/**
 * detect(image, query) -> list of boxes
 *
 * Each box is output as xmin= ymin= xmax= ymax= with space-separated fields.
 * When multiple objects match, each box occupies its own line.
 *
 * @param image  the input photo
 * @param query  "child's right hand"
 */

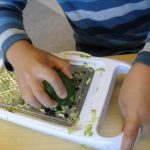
xmin=6 ymin=40 xmax=73 ymax=108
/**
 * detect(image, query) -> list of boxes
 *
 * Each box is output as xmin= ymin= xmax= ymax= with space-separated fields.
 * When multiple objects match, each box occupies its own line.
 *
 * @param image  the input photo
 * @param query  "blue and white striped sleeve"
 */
xmin=134 ymin=32 xmax=150 ymax=66
xmin=0 ymin=0 xmax=31 ymax=71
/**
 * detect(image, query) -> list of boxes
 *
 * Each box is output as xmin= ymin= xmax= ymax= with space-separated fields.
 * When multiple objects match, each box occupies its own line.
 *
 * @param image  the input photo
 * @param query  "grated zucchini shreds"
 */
xmin=84 ymin=109 xmax=96 ymax=137
xmin=80 ymin=54 xmax=91 ymax=59
xmin=91 ymin=109 xmax=96 ymax=123
xmin=64 ymin=53 xmax=68 ymax=59
xmin=95 ymin=68 xmax=105 ymax=72
xmin=81 ymin=144 xmax=89 ymax=148
xmin=85 ymin=77 xmax=91 ymax=85
xmin=82 ymin=63 xmax=90 ymax=68
xmin=67 ymin=114 xmax=80 ymax=135
xmin=6 ymin=106 xmax=16 ymax=112
xmin=39 ymin=108 xmax=46 ymax=113
xmin=84 ymin=122 xmax=93 ymax=136
xmin=68 ymin=128 xmax=75 ymax=135
xmin=69 ymin=113 xmax=80 ymax=123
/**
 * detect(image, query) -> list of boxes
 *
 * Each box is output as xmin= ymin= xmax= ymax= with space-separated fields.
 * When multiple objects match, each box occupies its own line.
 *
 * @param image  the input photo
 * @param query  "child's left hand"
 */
xmin=119 ymin=63 xmax=150 ymax=150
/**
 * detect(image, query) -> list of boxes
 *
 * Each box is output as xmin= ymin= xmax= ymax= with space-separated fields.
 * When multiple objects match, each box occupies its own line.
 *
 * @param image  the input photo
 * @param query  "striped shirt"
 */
xmin=0 ymin=0 xmax=150 ymax=70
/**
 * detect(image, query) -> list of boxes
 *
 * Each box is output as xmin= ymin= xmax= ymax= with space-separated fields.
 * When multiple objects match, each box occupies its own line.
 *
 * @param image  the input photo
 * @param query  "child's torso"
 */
xmin=57 ymin=0 xmax=150 ymax=50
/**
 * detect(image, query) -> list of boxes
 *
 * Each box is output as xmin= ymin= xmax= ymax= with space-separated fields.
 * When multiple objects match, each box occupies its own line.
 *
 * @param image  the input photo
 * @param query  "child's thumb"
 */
xmin=121 ymin=118 xmax=140 ymax=150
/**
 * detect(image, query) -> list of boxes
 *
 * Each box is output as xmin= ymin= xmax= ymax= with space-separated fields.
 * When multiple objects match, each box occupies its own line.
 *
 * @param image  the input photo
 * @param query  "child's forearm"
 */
xmin=0 ymin=0 xmax=30 ymax=70
xmin=6 ymin=40 xmax=34 ymax=68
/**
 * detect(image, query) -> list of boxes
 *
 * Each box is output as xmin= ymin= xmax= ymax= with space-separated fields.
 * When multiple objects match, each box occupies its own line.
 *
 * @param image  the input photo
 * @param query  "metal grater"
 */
xmin=0 ymin=65 xmax=94 ymax=126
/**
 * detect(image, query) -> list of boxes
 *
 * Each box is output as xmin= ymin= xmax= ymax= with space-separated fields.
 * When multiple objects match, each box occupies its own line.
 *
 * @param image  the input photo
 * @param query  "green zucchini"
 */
xmin=43 ymin=69 xmax=76 ymax=106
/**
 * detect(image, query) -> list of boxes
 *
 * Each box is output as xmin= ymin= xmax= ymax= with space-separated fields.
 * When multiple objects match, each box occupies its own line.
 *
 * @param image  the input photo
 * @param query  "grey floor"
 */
xmin=23 ymin=0 xmax=75 ymax=53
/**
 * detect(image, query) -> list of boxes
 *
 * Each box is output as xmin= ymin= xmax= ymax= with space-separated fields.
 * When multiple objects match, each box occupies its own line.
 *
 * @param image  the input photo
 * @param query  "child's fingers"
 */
xmin=121 ymin=118 xmax=140 ymax=150
xmin=22 ymin=95 xmax=42 ymax=109
xmin=29 ymin=79 xmax=57 ymax=108
xmin=60 ymin=66 xmax=73 ymax=79
xmin=38 ymin=67 xmax=67 ymax=99
xmin=51 ymin=56 xmax=73 ymax=79
xmin=21 ymin=85 xmax=42 ymax=109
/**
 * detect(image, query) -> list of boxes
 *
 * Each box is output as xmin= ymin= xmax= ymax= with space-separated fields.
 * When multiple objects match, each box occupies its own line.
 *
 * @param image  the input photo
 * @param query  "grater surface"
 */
xmin=0 ymin=65 xmax=94 ymax=126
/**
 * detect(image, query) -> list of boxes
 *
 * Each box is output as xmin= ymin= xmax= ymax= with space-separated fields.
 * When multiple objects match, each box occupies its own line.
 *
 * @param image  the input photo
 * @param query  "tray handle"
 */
xmin=90 ymin=60 xmax=141 ymax=150
xmin=58 ymin=52 xmax=140 ymax=150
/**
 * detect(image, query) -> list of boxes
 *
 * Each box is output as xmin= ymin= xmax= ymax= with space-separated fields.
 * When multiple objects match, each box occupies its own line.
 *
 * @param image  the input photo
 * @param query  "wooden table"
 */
xmin=0 ymin=54 xmax=149 ymax=150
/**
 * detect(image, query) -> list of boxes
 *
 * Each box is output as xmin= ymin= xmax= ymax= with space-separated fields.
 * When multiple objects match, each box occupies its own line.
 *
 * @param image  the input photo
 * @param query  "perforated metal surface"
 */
xmin=0 ymin=66 xmax=94 ymax=126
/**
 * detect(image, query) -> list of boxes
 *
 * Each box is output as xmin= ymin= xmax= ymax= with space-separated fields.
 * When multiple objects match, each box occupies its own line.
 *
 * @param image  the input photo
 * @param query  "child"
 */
xmin=0 ymin=1 xmax=150 ymax=150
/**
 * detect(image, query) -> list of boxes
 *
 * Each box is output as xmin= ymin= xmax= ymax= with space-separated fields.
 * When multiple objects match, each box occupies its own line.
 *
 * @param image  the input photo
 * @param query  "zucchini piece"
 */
xmin=43 ymin=69 xmax=76 ymax=106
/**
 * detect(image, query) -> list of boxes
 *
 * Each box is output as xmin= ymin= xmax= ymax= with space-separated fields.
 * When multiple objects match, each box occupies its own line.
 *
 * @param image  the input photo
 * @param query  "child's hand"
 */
xmin=6 ymin=40 xmax=72 ymax=108
xmin=119 ymin=63 xmax=150 ymax=150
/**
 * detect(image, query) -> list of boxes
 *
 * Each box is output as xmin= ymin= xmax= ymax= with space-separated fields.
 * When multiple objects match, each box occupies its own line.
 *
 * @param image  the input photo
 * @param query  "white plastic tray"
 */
xmin=0 ymin=51 xmax=138 ymax=150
